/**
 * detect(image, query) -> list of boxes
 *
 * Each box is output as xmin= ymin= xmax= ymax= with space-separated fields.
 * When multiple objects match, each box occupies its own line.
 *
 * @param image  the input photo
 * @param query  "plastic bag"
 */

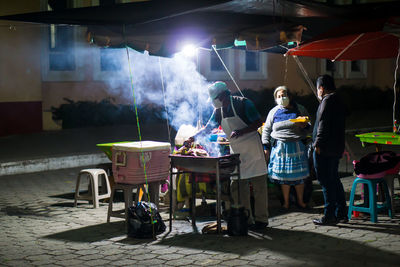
xmin=127 ymin=202 xmax=166 ymax=238
xmin=354 ymin=151 xmax=399 ymax=175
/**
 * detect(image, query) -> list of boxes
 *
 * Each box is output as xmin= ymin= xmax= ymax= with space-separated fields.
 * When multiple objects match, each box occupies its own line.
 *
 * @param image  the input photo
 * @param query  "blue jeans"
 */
xmin=313 ymin=151 xmax=347 ymax=219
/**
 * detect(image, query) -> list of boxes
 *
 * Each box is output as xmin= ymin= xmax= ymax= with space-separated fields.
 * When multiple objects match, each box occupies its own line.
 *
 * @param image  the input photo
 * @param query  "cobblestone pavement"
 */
xmin=1 ymin=167 xmax=400 ymax=267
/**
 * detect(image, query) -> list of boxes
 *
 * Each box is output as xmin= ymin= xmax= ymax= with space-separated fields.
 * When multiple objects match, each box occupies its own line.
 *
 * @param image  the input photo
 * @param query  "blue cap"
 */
xmin=208 ymin=81 xmax=229 ymax=99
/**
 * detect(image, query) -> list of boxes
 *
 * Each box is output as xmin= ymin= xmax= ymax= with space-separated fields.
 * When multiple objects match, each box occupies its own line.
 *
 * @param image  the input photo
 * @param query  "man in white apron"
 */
xmin=191 ymin=82 xmax=269 ymax=230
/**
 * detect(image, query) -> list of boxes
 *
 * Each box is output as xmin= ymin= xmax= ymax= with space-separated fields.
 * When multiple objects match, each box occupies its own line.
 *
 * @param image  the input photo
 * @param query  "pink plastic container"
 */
xmin=112 ymin=141 xmax=171 ymax=184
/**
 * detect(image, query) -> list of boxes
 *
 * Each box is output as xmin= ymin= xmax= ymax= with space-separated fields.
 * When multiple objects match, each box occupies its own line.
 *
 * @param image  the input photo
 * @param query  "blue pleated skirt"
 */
xmin=268 ymin=140 xmax=309 ymax=185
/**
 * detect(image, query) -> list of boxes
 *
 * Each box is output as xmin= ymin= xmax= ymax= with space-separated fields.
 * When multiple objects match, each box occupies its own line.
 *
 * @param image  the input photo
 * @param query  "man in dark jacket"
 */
xmin=312 ymin=74 xmax=348 ymax=226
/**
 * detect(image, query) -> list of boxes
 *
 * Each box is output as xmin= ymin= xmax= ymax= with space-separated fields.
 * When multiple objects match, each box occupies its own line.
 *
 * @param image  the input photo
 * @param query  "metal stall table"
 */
xmin=169 ymin=154 xmax=241 ymax=234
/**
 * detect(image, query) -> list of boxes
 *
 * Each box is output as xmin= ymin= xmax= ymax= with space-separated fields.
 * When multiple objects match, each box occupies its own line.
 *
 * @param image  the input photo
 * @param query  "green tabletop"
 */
xmin=96 ymin=141 xmax=132 ymax=160
xmin=355 ymin=132 xmax=400 ymax=146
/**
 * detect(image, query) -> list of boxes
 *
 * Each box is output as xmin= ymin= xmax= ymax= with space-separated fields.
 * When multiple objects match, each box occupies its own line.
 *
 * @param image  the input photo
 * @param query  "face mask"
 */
xmin=276 ymin=96 xmax=289 ymax=107
xmin=212 ymin=98 xmax=223 ymax=108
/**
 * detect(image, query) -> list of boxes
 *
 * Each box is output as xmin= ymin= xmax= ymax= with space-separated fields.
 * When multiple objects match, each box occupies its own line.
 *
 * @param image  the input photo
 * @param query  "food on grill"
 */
xmin=174 ymin=125 xmax=228 ymax=157
xmin=174 ymin=144 xmax=209 ymax=157
xmin=175 ymin=145 xmax=190 ymax=155
xmin=189 ymin=148 xmax=209 ymax=157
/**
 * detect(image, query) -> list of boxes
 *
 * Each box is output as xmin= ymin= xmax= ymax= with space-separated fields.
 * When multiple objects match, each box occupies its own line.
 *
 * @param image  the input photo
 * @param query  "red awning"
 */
xmin=286 ymin=17 xmax=400 ymax=61
xmin=286 ymin=31 xmax=399 ymax=61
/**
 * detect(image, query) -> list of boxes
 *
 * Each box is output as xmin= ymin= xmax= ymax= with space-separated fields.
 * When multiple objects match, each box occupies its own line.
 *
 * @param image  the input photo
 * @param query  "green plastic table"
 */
xmin=355 ymin=132 xmax=400 ymax=148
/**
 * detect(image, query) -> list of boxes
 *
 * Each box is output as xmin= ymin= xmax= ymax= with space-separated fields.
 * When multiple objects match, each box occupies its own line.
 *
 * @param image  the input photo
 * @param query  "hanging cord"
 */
xmin=125 ymin=45 xmax=156 ymax=237
xmin=158 ymin=57 xmax=172 ymax=144
xmin=212 ymin=45 xmax=244 ymax=97
xmin=196 ymin=49 xmax=203 ymax=125
xmin=292 ymin=55 xmax=319 ymax=102
xmin=393 ymin=38 xmax=400 ymax=132
xmin=284 ymin=54 xmax=289 ymax=84
xmin=277 ymin=45 xmax=290 ymax=84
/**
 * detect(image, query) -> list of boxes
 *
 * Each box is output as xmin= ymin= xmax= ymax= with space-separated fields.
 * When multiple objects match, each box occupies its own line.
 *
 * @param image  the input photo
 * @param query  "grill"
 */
xmin=168 ymin=154 xmax=241 ymax=234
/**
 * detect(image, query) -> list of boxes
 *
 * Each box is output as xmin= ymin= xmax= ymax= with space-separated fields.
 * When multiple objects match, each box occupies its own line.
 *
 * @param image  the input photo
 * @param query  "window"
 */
xmin=93 ymin=48 xmax=126 ymax=81
xmin=346 ymin=60 xmax=367 ymax=79
xmin=320 ymin=59 xmax=344 ymax=78
xmin=48 ymin=1 xmax=74 ymax=71
xmin=210 ymin=49 xmax=229 ymax=71
xmin=49 ymin=25 xmax=75 ymax=71
xmin=201 ymin=49 xmax=234 ymax=80
xmin=245 ymin=51 xmax=259 ymax=71
xmin=238 ymin=50 xmax=267 ymax=80
xmin=41 ymin=0 xmax=84 ymax=81
xmin=100 ymin=48 xmax=122 ymax=71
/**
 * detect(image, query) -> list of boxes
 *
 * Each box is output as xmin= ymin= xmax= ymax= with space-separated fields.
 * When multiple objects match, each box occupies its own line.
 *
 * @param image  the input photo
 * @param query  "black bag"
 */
xmin=127 ymin=202 xmax=166 ymax=238
xmin=354 ymin=151 xmax=399 ymax=175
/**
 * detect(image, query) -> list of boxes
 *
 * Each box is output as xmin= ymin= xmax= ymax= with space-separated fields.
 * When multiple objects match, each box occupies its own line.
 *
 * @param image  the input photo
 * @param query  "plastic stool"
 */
xmin=74 ymin=169 xmax=111 ymax=208
xmin=348 ymin=176 xmax=393 ymax=223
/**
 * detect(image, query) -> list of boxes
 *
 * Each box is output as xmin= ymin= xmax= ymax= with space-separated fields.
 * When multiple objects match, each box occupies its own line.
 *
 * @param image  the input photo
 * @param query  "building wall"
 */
xmin=369 ymin=58 xmax=396 ymax=89
xmin=0 ymin=1 xmax=43 ymax=136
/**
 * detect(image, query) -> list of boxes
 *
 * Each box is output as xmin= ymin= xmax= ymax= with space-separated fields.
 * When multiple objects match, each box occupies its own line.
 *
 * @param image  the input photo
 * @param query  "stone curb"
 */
xmin=0 ymin=153 xmax=110 ymax=176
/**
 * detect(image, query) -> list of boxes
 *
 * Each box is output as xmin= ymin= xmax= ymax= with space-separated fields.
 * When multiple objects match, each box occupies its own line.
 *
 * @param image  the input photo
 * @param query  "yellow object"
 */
xmin=257 ymin=122 xmax=265 ymax=135
xmin=176 ymin=173 xmax=207 ymax=202
xmin=138 ymin=186 xmax=144 ymax=202
xmin=289 ymin=116 xmax=310 ymax=123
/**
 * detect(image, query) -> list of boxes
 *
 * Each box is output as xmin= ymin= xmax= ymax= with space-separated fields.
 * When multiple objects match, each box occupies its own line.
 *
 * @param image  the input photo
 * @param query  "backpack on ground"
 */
xmin=127 ymin=201 xmax=166 ymax=238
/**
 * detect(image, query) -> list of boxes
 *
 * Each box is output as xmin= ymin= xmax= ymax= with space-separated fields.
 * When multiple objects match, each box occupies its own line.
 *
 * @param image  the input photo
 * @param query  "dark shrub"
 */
xmin=52 ymin=85 xmax=394 ymax=129
xmin=51 ymin=98 xmax=165 ymax=129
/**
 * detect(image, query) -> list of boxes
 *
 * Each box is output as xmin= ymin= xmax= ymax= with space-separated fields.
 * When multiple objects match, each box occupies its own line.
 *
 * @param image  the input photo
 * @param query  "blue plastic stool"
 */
xmin=348 ymin=177 xmax=393 ymax=223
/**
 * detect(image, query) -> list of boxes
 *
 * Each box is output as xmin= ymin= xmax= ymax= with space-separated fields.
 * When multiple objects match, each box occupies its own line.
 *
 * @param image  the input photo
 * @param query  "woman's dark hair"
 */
xmin=316 ymin=74 xmax=336 ymax=91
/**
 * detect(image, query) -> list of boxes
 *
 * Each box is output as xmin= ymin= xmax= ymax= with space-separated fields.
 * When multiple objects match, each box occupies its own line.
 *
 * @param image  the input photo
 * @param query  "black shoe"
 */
xmin=313 ymin=216 xmax=338 ymax=226
xmin=337 ymin=216 xmax=349 ymax=223
xmin=248 ymin=221 xmax=269 ymax=230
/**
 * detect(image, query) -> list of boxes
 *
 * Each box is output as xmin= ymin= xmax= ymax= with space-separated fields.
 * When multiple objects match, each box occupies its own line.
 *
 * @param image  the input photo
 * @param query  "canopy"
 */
xmin=286 ymin=17 xmax=400 ymax=61
xmin=2 ymin=0 xmax=400 ymax=57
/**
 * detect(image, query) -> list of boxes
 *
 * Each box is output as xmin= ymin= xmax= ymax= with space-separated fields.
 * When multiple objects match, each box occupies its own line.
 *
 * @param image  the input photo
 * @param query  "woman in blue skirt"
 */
xmin=262 ymin=86 xmax=311 ymax=210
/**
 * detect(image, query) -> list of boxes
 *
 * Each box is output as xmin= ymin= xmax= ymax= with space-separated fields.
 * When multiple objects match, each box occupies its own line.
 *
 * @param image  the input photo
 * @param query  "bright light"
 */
xmin=181 ymin=44 xmax=197 ymax=57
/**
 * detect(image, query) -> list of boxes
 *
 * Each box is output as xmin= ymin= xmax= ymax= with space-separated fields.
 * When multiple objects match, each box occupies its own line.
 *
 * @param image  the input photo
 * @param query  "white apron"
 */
xmin=221 ymin=96 xmax=267 ymax=179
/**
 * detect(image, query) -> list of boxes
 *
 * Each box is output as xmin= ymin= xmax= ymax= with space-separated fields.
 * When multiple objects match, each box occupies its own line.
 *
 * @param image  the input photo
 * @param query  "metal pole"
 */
xmin=216 ymin=161 xmax=221 ymax=234
xmin=169 ymin=162 xmax=173 ymax=232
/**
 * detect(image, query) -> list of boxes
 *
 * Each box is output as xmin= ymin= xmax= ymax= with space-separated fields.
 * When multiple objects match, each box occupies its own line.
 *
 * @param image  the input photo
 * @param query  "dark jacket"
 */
xmin=313 ymin=92 xmax=346 ymax=157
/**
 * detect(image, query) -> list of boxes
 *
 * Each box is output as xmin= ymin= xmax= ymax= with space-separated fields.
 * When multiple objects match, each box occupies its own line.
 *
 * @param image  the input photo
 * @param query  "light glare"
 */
xmin=182 ymin=44 xmax=197 ymax=57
